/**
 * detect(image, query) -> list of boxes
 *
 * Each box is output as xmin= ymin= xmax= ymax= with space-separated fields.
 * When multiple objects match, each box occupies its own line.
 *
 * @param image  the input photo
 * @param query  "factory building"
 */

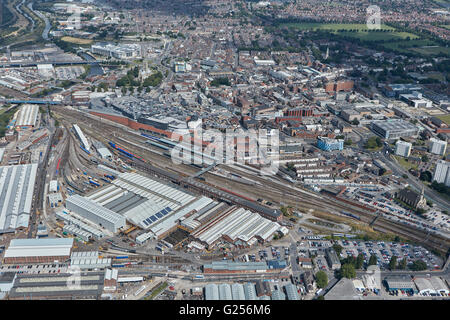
xmin=284 ymin=283 xmax=300 ymax=300
xmin=191 ymin=206 xmax=282 ymax=248
xmin=395 ymin=140 xmax=412 ymax=158
xmin=73 ymin=124 xmax=90 ymax=151
xmin=70 ymin=251 xmax=112 ymax=269
xmin=8 ymin=272 xmax=104 ymax=300
xmin=55 ymin=210 xmax=106 ymax=240
xmin=243 ymin=282 xmax=258 ymax=300
xmin=428 ymin=138 xmax=447 ymax=156
xmin=65 ymin=195 xmax=126 ymax=233
xmin=204 ymin=283 xmax=220 ymax=300
xmin=371 ymin=119 xmax=419 ymax=139
xmin=384 ymin=275 xmax=416 ymax=294
xmin=15 ymin=104 xmax=39 ymax=130
xmin=3 ymin=238 xmax=74 ymax=264
xmin=0 ymin=164 xmax=38 ymax=233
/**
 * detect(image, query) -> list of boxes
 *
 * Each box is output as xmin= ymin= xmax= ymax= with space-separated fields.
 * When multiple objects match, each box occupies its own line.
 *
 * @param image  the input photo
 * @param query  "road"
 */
xmin=378 ymin=146 xmax=450 ymax=210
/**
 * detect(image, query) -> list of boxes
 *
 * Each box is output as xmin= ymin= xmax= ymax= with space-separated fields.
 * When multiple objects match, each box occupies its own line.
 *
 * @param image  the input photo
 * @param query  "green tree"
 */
xmin=421 ymin=155 xmax=429 ymax=163
xmin=352 ymin=119 xmax=360 ymax=125
xmin=398 ymin=258 xmax=407 ymax=270
xmin=368 ymin=254 xmax=377 ymax=266
xmin=356 ymin=253 xmax=364 ymax=269
xmin=339 ymin=263 xmax=356 ymax=279
xmin=332 ymin=244 xmax=343 ymax=256
xmin=315 ymin=271 xmax=328 ymax=288
xmin=410 ymin=259 xmax=427 ymax=271
xmin=389 ymin=256 xmax=397 ymax=270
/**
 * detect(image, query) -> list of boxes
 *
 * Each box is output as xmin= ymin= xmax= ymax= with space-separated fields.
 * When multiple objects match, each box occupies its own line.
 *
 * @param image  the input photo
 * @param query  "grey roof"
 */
xmin=231 ymin=283 xmax=246 ymax=300
xmin=218 ymin=283 xmax=232 ymax=300
xmin=0 ymin=164 xmax=38 ymax=232
xmin=271 ymin=289 xmax=286 ymax=300
xmin=205 ymin=283 xmax=219 ymax=300
xmin=284 ymin=284 xmax=300 ymax=300
xmin=243 ymin=282 xmax=258 ymax=300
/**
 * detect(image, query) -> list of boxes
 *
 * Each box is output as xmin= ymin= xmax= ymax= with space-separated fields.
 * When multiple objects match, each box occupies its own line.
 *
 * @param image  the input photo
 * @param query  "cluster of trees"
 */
xmin=116 ymin=66 xmax=163 ymax=89
xmin=430 ymin=181 xmax=450 ymax=196
xmin=0 ymin=107 xmax=17 ymax=138
xmin=210 ymin=77 xmax=231 ymax=87
xmin=315 ymin=271 xmax=328 ymax=288
xmin=365 ymin=136 xmax=383 ymax=149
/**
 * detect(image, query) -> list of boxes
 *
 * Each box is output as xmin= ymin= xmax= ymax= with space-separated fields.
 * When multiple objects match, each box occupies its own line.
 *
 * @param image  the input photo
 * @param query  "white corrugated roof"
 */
xmin=5 ymin=238 xmax=73 ymax=258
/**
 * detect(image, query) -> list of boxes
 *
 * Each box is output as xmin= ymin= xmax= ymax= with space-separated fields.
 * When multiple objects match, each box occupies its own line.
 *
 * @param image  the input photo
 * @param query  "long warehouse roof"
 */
xmin=0 ymin=164 xmax=38 ymax=232
xmin=4 ymin=238 xmax=74 ymax=258
xmin=15 ymin=104 xmax=39 ymax=127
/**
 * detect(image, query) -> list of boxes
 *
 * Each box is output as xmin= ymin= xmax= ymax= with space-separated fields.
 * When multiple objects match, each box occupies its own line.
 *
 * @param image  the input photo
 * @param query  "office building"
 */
xmin=433 ymin=160 xmax=450 ymax=187
xmin=371 ymin=119 xmax=419 ymax=139
xmin=317 ymin=136 xmax=344 ymax=151
xmin=428 ymin=138 xmax=447 ymax=156
xmin=395 ymin=140 xmax=412 ymax=157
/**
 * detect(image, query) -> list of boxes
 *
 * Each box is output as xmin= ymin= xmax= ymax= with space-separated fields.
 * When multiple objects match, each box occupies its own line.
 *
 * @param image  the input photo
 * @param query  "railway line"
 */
xmin=51 ymin=107 xmax=450 ymax=255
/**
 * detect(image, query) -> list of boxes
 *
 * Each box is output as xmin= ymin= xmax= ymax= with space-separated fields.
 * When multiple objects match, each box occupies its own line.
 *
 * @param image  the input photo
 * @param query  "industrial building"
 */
xmin=0 ymin=164 xmax=38 ymax=233
xmin=8 ymin=272 xmax=104 ymax=300
xmin=428 ymin=138 xmax=447 ymax=156
xmin=15 ymin=104 xmax=39 ymax=130
xmin=433 ymin=160 xmax=450 ymax=187
xmin=70 ymin=251 xmax=112 ymax=269
xmin=55 ymin=210 xmax=106 ymax=240
xmin=204 ymin=283 xmax=220 ymax=300
xmin=91 ymin=43 xmax=141 ymax=59
xmin=284 ymin=283 xmax=300 ymax=300
xmin=371 ymin=119 xmax=419 ymax=139
xmin=65 ymin=195 xmax=126 ymax=233
xmin=205 ymin=282 xmax=265 ymax=300
xmin=73 ymin=124 xmax=90 ymax=151
xmin=203 ymin=261 xmax=269 ymax=274
xmin=3 ymin=238 xmax=74 ymax=264
xmin=384 ymin=275 xmax=416 ymax=294
xmin=191 ymin=206 xmax=282 ymax=248
xmin=413 ymin=277 xmax=448 ymax=295
xmin=395 ymin=140 xmax=412 ymax=158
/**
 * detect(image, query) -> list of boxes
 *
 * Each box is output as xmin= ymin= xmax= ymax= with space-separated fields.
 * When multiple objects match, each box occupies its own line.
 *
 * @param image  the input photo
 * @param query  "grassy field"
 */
xmin=339 ymin=30 xmax=419 ymax=42
xmin=61 ymin=36 xmax=93 ymax=45
xmin=382 ymin=39 xmax=449 ymax=57
xmin=440 ymin=25 xmax=450 ymax=30
xmin=436 ymin=114 xmax=450 ymax=125
xmin=280 ymin=22 xmax=418 ymax=42
xmin=393 ymin=156 xmax=418 ymax=171
xmin=279 ymin=22 xmax=395 ymax=32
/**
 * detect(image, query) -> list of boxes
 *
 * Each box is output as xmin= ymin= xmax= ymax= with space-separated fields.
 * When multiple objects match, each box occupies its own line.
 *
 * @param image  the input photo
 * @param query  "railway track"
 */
xmin=52 ymin=107 xmax=450 ymax=255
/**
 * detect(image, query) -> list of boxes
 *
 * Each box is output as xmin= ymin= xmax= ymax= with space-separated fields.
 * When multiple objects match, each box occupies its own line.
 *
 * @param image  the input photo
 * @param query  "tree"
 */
xmin=389 ymin=256 xmax=397 ymax=270
xmin=339 ymin=263 xmax=356 ymax=279
xmin=410 ymin=259 xmax=427 ymax=271
xmin=419 ymin=171 xmax=432 ymax=182
xmin=356 ymin=253 xmax=364 ymax=269
xmin=352 ymin=119 xmax=360 ymax=125
xmin=368 ymin=254 xmax=377 ymax=266
xmin=315 ymin=271 xmax=328 ymax=288
xmin=332 ymin=244 xmax=343 ymax=256
xmin=402 ymin=174 xmax=408 ymax=179
xmin=421 ymin=155 xmax=429 ymax=163
xmin=398 ymin=258 xmax=407 ymax=270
